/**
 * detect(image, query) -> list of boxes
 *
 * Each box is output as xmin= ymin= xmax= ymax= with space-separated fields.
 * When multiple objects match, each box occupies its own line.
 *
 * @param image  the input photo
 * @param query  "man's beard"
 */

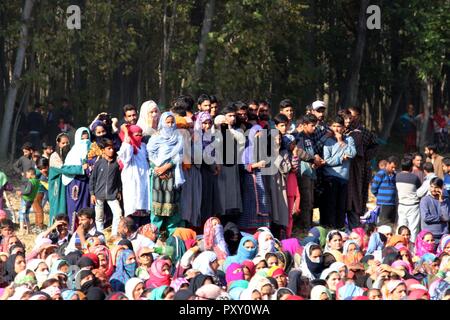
xmin=248 ymin=113 xmax=258 ymax=121
xmin=259 ymin=114 xmax=270 ymax=121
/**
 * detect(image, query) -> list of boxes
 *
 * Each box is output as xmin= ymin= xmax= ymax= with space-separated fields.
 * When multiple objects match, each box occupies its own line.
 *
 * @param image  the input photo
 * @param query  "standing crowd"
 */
xmin=0 ymin=95 xmax=449 ymax=300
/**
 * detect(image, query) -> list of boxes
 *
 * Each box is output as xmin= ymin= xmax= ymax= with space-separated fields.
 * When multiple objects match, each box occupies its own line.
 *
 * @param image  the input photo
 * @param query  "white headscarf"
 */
xmin=62 ymin=127 xmax=91 ymax=185
xmin=257 ymin=231 xmax=275 ymax=257
xmin=137 ymin=100 xmax=161 ymax=136
xmin=310 ymin=285 xmax=332 ymax=300
xmin=192 ymin=251 xmax=218 ymax=276
xmin=125 ymin=277 xmax=144 ymax=300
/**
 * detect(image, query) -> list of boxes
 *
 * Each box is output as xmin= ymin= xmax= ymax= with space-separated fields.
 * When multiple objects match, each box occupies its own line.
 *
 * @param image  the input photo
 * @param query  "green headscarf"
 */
xmin=149 ymin=285 xmax=168 ymax=300
xmin=0 ymin=171 xmax=8 ymax=188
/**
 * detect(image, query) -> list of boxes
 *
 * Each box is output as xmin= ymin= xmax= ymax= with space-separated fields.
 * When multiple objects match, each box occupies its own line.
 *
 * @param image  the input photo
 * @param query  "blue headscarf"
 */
xmin=242 ymin=124 xmax=263 ymax=165
xmin=147 ymin=112 xmax=185 ymax=188
xmin=61 ymin=289 xmax=78 ymax=300
xmin=223 ymin=236 xmax=258 ymax=271
xmin=366 ymin=232 xmax=384 ymax=255
xmin=148 ymin=285 xmax=168 ymax=300
xmin=109 ymin=249 xmax=137 ymax=292
xmin=50 ymin=259 xmax=69 ymax=276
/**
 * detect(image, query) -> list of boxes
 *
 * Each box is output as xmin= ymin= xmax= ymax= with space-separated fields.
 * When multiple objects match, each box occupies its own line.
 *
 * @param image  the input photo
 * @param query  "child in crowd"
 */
xmin=16 ymin=168 xmax=40 ymax=234
xmin=13 ymin=142 xmax=35 ymax=180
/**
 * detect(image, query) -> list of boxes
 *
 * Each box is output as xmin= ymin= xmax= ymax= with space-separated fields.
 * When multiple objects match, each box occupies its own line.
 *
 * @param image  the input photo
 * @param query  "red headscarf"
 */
xmin=119 ymin=124 xmax=143 ymax=154
xmin=351 ymin=227 xmax=368 ymax=251
xmin=82 ymin=253 xmax=100 ymax=269
xmin=241 ymin=260 xmax=255 ymax=278
xmin=89 ymin=245 xmax=114 ymax=278
xmin=146 ymin=258 xmax=172 ymax=289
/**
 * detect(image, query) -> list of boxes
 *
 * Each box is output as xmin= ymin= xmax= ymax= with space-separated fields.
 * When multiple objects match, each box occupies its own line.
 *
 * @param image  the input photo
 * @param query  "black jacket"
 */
xmin=89 ymin=157 xmax=121 ymax=201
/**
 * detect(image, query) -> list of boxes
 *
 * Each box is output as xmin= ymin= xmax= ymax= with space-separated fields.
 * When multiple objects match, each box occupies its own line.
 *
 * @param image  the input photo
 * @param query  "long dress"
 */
xmin=117 ymin=141 xmax=150 ymax=216
xmin=238 ymin=124 xmax=271 ymax=230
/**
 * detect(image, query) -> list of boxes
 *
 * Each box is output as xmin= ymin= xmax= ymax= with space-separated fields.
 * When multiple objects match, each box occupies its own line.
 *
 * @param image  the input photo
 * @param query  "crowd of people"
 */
xmin=0 ymin=95 xmax=449 ymax=301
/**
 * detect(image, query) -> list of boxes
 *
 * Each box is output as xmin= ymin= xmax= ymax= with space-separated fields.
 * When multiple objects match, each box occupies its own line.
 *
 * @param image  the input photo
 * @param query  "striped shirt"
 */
xmin=371 ymin=169 xmax=397 ymax=206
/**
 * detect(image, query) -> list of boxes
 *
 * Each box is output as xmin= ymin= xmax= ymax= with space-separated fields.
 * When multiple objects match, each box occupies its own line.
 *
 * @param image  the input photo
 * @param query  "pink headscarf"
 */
xmin=408 ymin=289 xmax=430 ymax=300
xmin=281 ymin=238 xmax=303 ymax=257
xmin=351 ymin=228 xmax=368 ymax=251
xmin=415 ymin=230 xmax=436 ymax=257
xmin=146 ymin=258 xmax=172 ymax=289
xmin=225 ymin=263 xmax=244 ymax=284
xmin=170 ymin=277 xmax=189 ymax=292
xmin=391 ymin=259 xmax=413 ymax=275
xmin=203 ymin=217 xmax=228 ymax=261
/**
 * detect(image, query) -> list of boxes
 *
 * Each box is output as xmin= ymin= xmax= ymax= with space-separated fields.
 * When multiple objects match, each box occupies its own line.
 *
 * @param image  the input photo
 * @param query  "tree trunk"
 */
xmin=193 ymin=0 xmax=215 ymax=91
xmin=0 ymin=0 xmax=34 ymax=160
xmin=418 ymin=77 xmax=433 ymax=150
xmin=159 ymin=0 xmax=177 ymax=108
xmin=341 ymin=0 xmax=369 ymax=108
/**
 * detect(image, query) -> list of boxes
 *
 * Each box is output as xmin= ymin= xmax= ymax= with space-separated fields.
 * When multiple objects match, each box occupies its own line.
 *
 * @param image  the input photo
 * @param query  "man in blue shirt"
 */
xmin=371 ymin=156 xmax=398 ymax=225
xmin=321 ymin=115 xmax=356 ymax=229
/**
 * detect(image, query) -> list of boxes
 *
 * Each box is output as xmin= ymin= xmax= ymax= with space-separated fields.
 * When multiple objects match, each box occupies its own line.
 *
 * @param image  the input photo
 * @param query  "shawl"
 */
xmin=192 ymin=251 xmax=218 ymax=276
xmin=89 ymin=245 xmax=114 ymax=278
xmin=125 ymin=277 xmax=144 ymax=300
xmin=170 ymin=277 xmax=189 ymax=292
xmin=437 ymin=234 xmax=450 ymax=256
xmin=146 ymin=257 xmax=172 ymax=289
xmin=415 ymin=230 xmax=436 ymax=257
xmin=300 ymin=243 xmax=324 ymax=280
xmin=203 ymin=217 xmax=229 ymax=261
xmin=62 ymin=127 xmax=91 ymax=185
xmin=109 ymin=249 xmax=136 ymax=291
xmin=137 ymin=100 xmax=161 ymax=136
xmin=147 ymin=112 xmax=185 ymax=188
xmin=149 ymin=285 xmax=168 ymax=300
xmin=223 ymin=236 xmax=258 ymax=271
xmin=172 ymin=227 xmax=197 ymax=241
xmin=225 ymin=263 xmax=244 ymax=284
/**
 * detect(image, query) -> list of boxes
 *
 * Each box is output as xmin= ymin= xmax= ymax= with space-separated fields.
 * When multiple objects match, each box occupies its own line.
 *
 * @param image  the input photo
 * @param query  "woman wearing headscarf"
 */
xmin=310 ymin=285 xmax=333 ymax=300
xmin=87 ymin=121 xmax=108 ymax=165
xmin=4 ymin=253 xmax=26 ymax=284
xmin=238 ymin=123 xmax=271 ymax=232
xmin=415 ymin=230 xmax=437 ymax=257
xmin=203 ymin=217 xmax=230 ymax=262
xmin=195 ymin=283 xmax=223 ymax=300
xmin=194 ymin=112 xmax=221 ymax=225
xmin=125 ymin=277 xmax=145 ymax=300
xmin=188 ymin=273 xmax=214 ymax=294
xmin=437 ymin=234 xmax=450 ymax=256
xmin=145 ymin=256 xmax=172 ymax=289
xmin=137 ymin=100 xmax=161 ymax=141
xmin=256 ymin=231 xmax=276 ymax=259
xmin=61 ymin=127 xmax=92 ymax=232
xmin=148 ymin=285 xmax=175 ymax=300
xmin=192 ymin=251 xmax=225 ymax=287
xmin=342 ymin=240 xmax=364 ymax=266
xmin=61 ymin=289 xmax=80 ymax=300
xmin=89 ymin=245 xmax=114 ymax=278
xmin=324 ymin=230 xmax=344 ymax=253
xmin=223 ymin=236 xmax=258 ymax=272
xmin=118 ymin=124 xmax=150 ymax=222
xmin=147 ymin=112 xmax=185 ymax=234
xmin=366 ymin=232 xmax=386 ymax=256
xmin=349 ymin=227 xmax=368 ymax=252
xmin=300 ymin=243 xmax=325 ymax=280
xmin=48 ymin=133 xmax=85 ymax=225
xmin=109 ymin=249 xmax=136 ymax=292
xmin=308 ymin=227 xmax=327 ymax=248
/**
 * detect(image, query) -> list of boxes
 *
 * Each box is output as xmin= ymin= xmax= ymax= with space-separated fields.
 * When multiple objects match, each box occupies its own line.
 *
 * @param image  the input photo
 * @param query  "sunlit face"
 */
xmin=243 ymin=267 xmax=252 ymax=281
xmin=260 ymin=284 xmax=273 ymax=300
xmin=125 ymin=110 xmax=138 ymax=125
xmin=199 ymin=100 xmax=211 ymax=113
xmin=256 ymin=261 xmax=267 ymax=271
xmin=139 ymin=252 xmax=153 ymax=266
xmin=133 ymin=283 xmax=144 ymax=300
xmin=98 ymin=254 xmax=108 ymax=270
xmin=78 ymin=215 xmax=92 ymax=230
xmin=15 ymin=255 xmax=26 ymax=274
xmin=326 ymin=272 xmax=340 ymax=291
xmin=281 ymin=107 xmax=294 ymax=121
xmin=400 ymin=229 xmax=411 ymax=243
xmin=95 ymin=126 xmax=106 ymax=137
xmin=104 ymin=146 xmax=115 ymax=158
xmin=275 ymin=274 xmax=287 ymax=288
xmin=349 ymin=232 xmax=361 ymax=246
xmin=310 ymin=248 xmax=322 ymax=261
xmin=1 ymin=226 xmax=13 ymax=238
xmin=368 ymin=290 xmax=382 ymax=300
xmin=330 ymin=235 xmax=343 ymax=251
xmin=243 ymin=241 xmax=255 ymax=251
xmin=149 ymin=107 xmax=159 ymax=119
xmin=23 ymin=149 xmax=31 ymax=157
xmin=126 ymin=254 xmax=136 ymax=265
xmin=210 ymin=259 xmax=219 ymax=272
xmin=423 ymin=233 xmax=434 ymax=244
xmin=251 ymin=290 xmax=262 ymax=300
xmin=444 ymin=242 xmax=450 ymax=254
xmin=248 ymin=104 xmax=258 ymax=117
xmin=165 ymin=115 xmax=175 ymax=127
xmin=59 ymin=264 xmax=69 ymax=274
xmin=338 ymin=267 xmax=347 ymax=279
xmin=81 ymin=132 xmax=89 ymax=140
xmin=430 ymin=184 xmax=442 ymax=199
xmin=276 ymin=123 xmax=287 ymax=135
xmin=37 ymin=262 xmax=49 ymax=273
xmin=412 ymin=155 xmax=423 ymax=169
xmin=347 ymin=243 xmax=357 ymax=255
xmin=320 ymin=292 xmax=330 ymax=300
xmin=267 ymin=256 xmax=278 ymax=267
xmin=391 ymin=284 xmax=407 ymax=300
xmin=385 ymin=162 xmax=397 ymax=174
xmin=161 ymin=263 xmax=171 ymax=275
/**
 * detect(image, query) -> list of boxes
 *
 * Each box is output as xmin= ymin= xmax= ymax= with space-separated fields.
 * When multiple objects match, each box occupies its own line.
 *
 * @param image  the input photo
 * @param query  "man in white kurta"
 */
xmin=117 ymin=140 xmax=150 ymax=216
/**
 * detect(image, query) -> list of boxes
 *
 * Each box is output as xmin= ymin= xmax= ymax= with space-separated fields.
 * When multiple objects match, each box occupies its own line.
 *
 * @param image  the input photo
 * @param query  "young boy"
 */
xmin=13 ymin=142 xmax=35 ymax=180
xmin=42 ymin=143 xmax=54 ymax=160
xmin=371 ymin=156 xmax=398 ymax=225
xmin=33 ymin=158 xmax=50 ymax=232
xmin=89 ymin=138 xmax=123 ymax=236
xmin=279 ymin=99 xmax=296 ymax=133
xmin=322 ymin=115 xmax=356 ymax=229
xmin=16 ymin=168 xmax=40 ymax=234
xmin=270 ymin=114 xmax=299 ymax=239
